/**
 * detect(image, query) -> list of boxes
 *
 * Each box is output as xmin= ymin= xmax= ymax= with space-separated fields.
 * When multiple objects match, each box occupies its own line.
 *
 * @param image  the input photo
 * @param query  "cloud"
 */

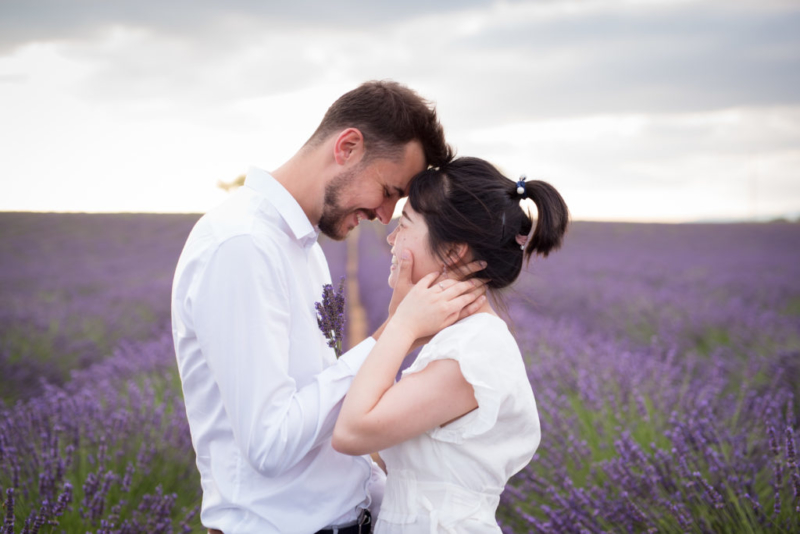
xmin=4 ymin=0 xmax=792 ymax=128
xmin=0 ymin=73 xmax=27 ymax=83
xmin=0 ymin=0 xmax=489 ymax=54
xmin=451 ymin=104 xmax=800 ymax=221
xmin=429 ymin=0 xmax=800 ymax=124
xmin=1 ymin=0 xmax=798 ymax=219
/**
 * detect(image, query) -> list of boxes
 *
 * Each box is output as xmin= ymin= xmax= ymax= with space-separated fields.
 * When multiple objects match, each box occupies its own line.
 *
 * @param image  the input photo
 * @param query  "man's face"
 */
xmin=319 ymin=141 xmax=426 ymax=240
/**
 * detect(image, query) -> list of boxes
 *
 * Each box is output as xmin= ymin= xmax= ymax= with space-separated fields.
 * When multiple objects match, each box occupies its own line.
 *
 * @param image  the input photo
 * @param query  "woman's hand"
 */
xmin=373 ymin=250 xmax=488 ymax=342
xmin=388 ymin=250 xmax=488 ymax=316
xmin=391 ymin=271 xmax=485 ymax=341
xmin=336 ymin=255 xmax=484 ymax=456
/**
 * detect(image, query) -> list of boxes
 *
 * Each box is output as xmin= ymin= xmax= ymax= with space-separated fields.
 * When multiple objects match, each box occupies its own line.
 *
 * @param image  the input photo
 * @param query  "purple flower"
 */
xmin=4 ymin=214 xmax=800 ymax=532
xmin=52 ymin=483 xmax=73 ymax=517
xmin=4 ymin=488 xmax=14 ymax=534
xmin=315 ymin=278 xmax=346 ymax=358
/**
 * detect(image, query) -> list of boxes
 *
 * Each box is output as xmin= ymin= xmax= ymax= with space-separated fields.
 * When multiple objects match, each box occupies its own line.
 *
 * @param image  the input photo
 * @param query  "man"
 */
xmin=171 ymin=81 xmax=457 ymax=533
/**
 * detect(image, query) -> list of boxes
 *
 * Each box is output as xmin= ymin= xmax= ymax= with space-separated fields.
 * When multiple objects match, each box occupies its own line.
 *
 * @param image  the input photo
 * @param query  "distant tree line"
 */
xmin=218 ymin=174 xmax=245 ymax=192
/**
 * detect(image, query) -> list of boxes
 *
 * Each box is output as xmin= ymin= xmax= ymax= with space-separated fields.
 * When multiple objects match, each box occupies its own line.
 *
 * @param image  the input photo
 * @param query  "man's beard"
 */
xmin=318 ymin=166 xmax=376 ymax=241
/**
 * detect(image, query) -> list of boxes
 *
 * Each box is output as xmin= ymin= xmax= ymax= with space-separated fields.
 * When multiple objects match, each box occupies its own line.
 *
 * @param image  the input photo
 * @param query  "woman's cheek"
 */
xmin=387 ymin=239 xmax=404 ymax=289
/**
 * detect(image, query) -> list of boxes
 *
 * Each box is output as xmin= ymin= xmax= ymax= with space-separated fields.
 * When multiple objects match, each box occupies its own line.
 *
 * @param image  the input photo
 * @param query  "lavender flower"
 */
xmin=2 ymin=214 xmax=800 ymax=532
xmin=315 ymin=278 xmax=346 ymax=358
xmin=28 ymin=502 xmax=47 ymax=534
xmin=52 ymin=483 xmax=73 ymax=517
xmin=694 ymin=471 xmax=724 ymax=510
xmin=3 ymin=489 xmax=14 ymax=534
xmin=121 ymin=462 xmax=135 ymax=493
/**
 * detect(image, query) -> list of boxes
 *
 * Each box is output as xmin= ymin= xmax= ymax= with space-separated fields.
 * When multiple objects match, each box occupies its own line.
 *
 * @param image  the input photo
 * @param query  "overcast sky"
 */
xmin=1 ymin=0 xmax=798 ymax=221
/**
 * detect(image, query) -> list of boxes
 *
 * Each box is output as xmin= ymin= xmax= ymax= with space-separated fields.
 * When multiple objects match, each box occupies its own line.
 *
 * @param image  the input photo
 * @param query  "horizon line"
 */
xmin=1 ymin=209 xmax=798 ymax=225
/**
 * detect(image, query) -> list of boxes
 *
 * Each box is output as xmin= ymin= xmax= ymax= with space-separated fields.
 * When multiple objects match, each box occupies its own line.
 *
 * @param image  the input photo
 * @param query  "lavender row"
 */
xmin=2 ymin=213 xmax=798 ymax=532
xmin=353 ymin=220 xmax=800 ymax=531
xmin=0 ymin=214 xmax=349 ymax=532
xmin=496 ymin=222 xmax=800 ymax=531
xmin=0 ymin=212 xmax=201 ymax=402
xmin=0 ymin=332 xmax=201 ymax=533
xmin=499 ymin=313 xmax=798 ymax=532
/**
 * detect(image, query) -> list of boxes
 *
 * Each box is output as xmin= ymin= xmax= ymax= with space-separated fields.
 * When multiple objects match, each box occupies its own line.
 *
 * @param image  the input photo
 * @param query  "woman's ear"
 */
xmin=444 ymin=243 xmax=470 ymax=270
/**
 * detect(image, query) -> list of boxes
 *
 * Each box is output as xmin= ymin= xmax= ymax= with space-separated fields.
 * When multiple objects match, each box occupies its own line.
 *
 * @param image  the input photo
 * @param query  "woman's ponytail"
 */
xmin=408 ymin=157 xmax=569 ymax=290
xmin=522 ymin=180 xmax=569 ymax=260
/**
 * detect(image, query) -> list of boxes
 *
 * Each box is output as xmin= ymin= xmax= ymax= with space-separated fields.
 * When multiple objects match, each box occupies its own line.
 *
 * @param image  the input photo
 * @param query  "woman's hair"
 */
xmin=408 ymin=157 xmax=569 ymax=289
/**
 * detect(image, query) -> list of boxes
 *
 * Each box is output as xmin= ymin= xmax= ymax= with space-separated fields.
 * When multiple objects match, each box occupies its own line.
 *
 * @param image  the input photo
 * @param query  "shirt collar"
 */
xmin=244 ymin=167 xmax=320 ymax=248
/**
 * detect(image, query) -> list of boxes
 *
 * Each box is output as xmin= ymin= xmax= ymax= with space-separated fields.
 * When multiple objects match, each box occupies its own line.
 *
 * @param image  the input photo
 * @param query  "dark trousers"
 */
xmin=207 ymin=509 xmax=372 ymax=534
xmin=316 ymin=509 xmax=372 ymax=534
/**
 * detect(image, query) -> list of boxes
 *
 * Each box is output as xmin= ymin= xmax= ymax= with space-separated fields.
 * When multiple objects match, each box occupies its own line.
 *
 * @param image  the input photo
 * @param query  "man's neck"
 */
xmin=271 ymin=146 xmax=329 ymax=226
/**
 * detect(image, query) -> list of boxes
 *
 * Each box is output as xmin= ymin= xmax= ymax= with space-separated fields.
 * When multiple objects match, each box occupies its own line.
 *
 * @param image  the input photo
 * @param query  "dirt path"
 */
xmin=346 ymin=225 xmax=368 ymax=347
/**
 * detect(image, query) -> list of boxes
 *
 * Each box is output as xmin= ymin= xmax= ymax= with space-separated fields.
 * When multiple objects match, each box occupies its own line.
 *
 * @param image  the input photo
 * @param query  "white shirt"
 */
xmin=375 ymin=313 xmax=540 ymax=533
xmin=171 ymin=167 xmax=383 ymax=534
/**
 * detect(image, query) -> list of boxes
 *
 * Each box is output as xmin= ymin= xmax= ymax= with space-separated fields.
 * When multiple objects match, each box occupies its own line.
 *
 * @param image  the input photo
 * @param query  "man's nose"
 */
xmin=376 ymin=199 xmax=398 ymax=225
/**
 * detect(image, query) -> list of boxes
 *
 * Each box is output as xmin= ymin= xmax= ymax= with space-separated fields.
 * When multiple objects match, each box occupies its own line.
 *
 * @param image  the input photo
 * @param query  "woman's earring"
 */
xmin=441 ymin=264 xmax=447 ymax=277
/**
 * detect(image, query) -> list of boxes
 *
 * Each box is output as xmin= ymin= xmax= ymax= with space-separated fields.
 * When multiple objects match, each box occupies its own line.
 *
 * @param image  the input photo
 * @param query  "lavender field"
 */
xmin=1 ymin=213 xmax=799 ymax=533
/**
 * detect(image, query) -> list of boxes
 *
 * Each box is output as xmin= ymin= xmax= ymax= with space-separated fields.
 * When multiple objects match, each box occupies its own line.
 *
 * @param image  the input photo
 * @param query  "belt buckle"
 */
xmin=357 ymin=508 xmax=371 ymax=534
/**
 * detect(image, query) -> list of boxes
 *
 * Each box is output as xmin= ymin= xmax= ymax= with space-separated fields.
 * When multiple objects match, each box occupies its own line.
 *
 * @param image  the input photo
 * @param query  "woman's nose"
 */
xmin=387 ymin=226 xmax=398 ymax=246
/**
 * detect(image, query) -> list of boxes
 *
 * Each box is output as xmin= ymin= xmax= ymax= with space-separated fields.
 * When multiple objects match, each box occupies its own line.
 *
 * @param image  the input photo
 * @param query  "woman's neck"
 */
xmin=476 ymin=299 xmax=498 ymax=317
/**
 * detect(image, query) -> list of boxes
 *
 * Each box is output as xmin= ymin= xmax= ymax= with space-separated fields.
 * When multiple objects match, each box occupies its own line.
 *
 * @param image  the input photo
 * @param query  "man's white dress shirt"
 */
xmin=171 ymin=168 xmax=383 ymax=533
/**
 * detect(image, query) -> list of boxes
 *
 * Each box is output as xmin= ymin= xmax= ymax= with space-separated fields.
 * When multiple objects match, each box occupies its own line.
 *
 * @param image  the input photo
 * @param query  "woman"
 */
xmin=333 ymin=157 xmax=569 ymax=533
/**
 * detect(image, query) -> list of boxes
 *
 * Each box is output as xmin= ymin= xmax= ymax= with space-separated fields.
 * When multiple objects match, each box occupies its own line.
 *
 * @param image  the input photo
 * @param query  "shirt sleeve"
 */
xmin=192 ymin=234 xmax=375 ymax=477
xmin=401 ymin=320 xmax=503 ymax=443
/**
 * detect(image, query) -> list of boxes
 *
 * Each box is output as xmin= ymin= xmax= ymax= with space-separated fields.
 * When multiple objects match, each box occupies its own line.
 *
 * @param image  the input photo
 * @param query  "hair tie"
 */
xmin=516 ymin=174 xmax=527 ymax=199
xmin=512 ymin=174 xmax=531 ymax=249
xmin=515 ymin=201 xmax=536 ymax=251
xmin=515 ymin=223 xmax=536 ymax=250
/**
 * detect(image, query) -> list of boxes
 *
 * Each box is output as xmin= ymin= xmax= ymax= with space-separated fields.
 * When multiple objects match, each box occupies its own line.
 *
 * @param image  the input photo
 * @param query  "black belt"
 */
xmin=315 ymin=509 xmax=371 ymax=534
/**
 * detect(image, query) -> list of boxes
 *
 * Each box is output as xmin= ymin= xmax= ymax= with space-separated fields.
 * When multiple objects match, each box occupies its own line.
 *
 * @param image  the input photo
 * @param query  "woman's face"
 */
xmin=386 ymin=203 xmax=441 ymax=289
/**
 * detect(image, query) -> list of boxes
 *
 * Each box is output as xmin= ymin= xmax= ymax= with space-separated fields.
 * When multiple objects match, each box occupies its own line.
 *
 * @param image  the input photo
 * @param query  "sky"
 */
xmin=1 ymin=0 xmax=798 ymax=222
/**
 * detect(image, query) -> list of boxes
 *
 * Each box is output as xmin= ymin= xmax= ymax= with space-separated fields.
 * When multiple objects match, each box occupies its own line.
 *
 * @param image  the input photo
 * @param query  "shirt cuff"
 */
xmin=338 ymin=336 xmax=377 ymax=375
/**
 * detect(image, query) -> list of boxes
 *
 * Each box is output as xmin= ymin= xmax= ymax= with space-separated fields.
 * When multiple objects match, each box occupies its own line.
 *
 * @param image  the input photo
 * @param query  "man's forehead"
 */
xmin=403 ymin=145 xmax=426 ymax=190
xmin=369 ymin=140 xmax=424 ymax=194
xmin=385 ymin=162 xmax=420 ymax=196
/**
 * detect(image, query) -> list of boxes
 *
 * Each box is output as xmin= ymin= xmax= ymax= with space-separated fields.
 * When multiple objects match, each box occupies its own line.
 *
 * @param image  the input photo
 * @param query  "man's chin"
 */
xmin=319 ymin=222 xmax=352 ymax=241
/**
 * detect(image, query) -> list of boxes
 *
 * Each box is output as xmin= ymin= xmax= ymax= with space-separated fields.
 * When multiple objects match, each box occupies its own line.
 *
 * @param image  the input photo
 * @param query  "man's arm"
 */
xmin=192 ymin=235 xmax=373 ymax=477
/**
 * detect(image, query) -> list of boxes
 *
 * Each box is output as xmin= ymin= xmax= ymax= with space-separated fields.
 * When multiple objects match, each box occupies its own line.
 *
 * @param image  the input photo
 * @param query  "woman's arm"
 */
xmin=332 ymin=320 xmax=478 ymax=455
xmin=333 ymin=267 xmax=482 ymax=456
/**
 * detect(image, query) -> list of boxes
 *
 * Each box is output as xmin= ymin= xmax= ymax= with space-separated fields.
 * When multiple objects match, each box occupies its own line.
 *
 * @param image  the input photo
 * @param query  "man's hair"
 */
xmin=306 ymin=80 xmax=453 ymax=168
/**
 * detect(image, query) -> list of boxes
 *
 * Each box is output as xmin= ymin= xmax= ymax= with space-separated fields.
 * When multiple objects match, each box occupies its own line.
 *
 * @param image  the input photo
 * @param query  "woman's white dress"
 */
xmin=375 ymin=313 xmax=541 ymax=534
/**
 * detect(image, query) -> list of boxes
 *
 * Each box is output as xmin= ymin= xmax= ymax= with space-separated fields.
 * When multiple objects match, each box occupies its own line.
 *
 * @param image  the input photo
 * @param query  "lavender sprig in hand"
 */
xmin=315 ymin=278 xmax=346 ymax=358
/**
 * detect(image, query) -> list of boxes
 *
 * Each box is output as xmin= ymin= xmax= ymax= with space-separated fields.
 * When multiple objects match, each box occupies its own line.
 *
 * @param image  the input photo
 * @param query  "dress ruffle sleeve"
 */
xmin=400 ymin=319 xmax=507 ymax=444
